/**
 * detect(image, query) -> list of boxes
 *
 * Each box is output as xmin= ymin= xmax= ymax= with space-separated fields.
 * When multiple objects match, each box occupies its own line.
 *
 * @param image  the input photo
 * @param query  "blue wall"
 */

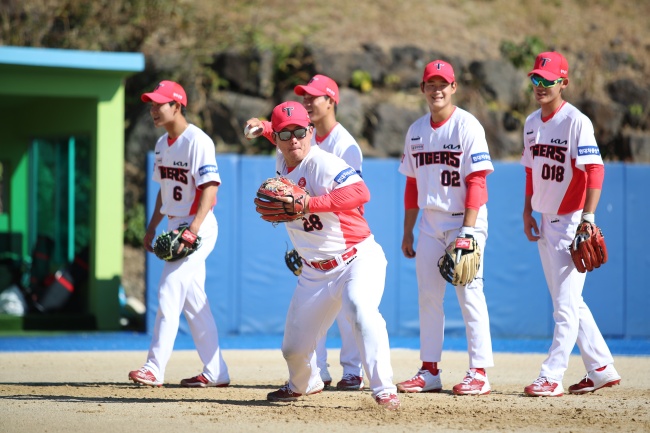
xmin=146 ymin=154 xmax=650 ymax=340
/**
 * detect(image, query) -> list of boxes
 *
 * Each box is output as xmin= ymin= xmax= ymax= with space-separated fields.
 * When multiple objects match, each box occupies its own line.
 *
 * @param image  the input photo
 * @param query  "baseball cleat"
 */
xmin=128 ymin=367 xmax=162 ymax=387
xmin=524 ymin=376 xmax=564 ymax=397
xmin=307 ymin=379 xmax=325 ymax=396
xmin=180 ymin=373 xmax=230 ymax=388
xmin=568 ymin=364 xmax=621 ymax=394
xmin=452 ymin=369 xmax=491 ymax=395
xmin=397 ymin=368 xmax=442 ymax=393
xmin=336 ymin=374 xmax=364 ymax=391
xmin=375 ymin=392 xmax=400 ymax=410
xmin=267 ymin=384 xmax=304 ymax=402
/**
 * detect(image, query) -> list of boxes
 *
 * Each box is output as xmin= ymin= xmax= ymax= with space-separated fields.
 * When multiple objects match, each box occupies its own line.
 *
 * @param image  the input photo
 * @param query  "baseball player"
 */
xmin=246 ymin=75 xmax=365 ymax=391
xmin=248 ymin=101 xmax=400 ymax=409
xmin=128 ymin=80 xmax=230 ymax=388
xmin=521 ymin=52 xmax=621 ymax=397
xmin=397 ymin=60 xmax=495 ymax=395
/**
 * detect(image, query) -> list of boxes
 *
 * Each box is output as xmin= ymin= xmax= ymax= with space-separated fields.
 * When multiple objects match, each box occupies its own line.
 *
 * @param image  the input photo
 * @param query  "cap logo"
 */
xmin=326 ymin=87 xmax=336 ymax=97
xmin=436 ymin=63 xmax=444 ymax=70
xmin=540 ymin=57 xmax=552 ymax=67
xmin=173 ymin=92 xmax=183 ymax=101
xmin=283 ymin=106 xmax=294 ymax=117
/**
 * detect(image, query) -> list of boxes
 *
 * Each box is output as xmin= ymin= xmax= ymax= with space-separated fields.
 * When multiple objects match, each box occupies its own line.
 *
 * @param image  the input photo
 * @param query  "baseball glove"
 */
xmin=285 ymin=248 xmax=303 ymax=276
xmin=254 ymin=177 xmax=309 ymax=223
xmin=153 ymin=225 xmax=201 ymax=262
xmin=570 ymin=221 xmax=608 ymax=273
xmin=438 ymin=235 xmax=481 ymax=286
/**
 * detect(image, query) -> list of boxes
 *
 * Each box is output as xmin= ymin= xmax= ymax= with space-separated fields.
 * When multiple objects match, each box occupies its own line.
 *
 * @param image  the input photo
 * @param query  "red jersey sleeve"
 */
xmin=308 ymin=182 xmax=370 ymax=213
xmin=404 ymin=176 xmax=419 ymax=209
xmin=585 ymin=164 xmax=604 ymax=189
xmin=465 ymin=170 xmax=488 ymax=210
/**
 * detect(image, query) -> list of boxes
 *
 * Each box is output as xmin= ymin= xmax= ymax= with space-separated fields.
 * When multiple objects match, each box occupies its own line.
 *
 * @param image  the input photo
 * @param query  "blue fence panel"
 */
xmin=145 ymin=153 xmax=649 ymax=341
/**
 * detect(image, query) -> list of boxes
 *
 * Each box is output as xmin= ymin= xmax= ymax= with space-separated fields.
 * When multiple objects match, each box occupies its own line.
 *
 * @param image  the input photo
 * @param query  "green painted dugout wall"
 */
xmin=0 ymin=47 xmax=144 ymax=330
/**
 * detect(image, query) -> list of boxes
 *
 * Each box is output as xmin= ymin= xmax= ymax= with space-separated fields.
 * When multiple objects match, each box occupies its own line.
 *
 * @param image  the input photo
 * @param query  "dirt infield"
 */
xmin=1 ymin=349 xmax=648 ymax=432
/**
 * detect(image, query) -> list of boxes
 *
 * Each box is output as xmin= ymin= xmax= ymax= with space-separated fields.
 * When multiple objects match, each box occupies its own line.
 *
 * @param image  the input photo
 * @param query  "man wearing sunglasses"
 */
xmin=245 ymin=75 xmax=366 ymax=392
xmin=521 ymin=51 xmax=620 ymax=397
xmin=249 ymin=101 xmax=400 ymax=409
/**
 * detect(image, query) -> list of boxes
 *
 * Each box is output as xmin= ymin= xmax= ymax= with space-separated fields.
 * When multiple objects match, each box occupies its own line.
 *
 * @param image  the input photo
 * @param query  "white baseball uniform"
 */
xmin=521 ymin=102 xmax=614 ymax=381
xmin=312 ymin=123 xmax=364 ymax=379
xmin=144 ymin=124 xmax=229 ymax=384
xmin=398 ymin=107 xmax=495 ymax=368
xmin=275 ymin=145 xmax=396 ymax=398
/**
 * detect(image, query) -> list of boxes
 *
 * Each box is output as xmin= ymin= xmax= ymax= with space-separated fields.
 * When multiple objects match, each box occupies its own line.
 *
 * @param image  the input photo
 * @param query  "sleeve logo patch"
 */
xmin=578 ymin=146 xmax=600 ymax=156
xmin=471 ymin=152 xmax=491 ymax=163
xmin=334 ymin=167 xmax=357 ymax=184
xmin=199 ymin=165 xmax=218 ymax=176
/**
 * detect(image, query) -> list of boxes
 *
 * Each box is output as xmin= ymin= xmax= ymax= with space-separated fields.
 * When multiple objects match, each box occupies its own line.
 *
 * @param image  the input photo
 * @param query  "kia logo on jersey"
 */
xmin=550 ymin=138 xmax=568 ymax=145
xmin=443 ymin=144 xmax=461 ymax=150
xmin=173 ymin=161 xmax=188 ymax=167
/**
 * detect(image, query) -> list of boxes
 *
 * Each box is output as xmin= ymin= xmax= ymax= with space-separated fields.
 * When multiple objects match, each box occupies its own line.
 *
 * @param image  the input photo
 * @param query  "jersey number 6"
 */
xmin=173 ymin=186 xmax=183 ymax=201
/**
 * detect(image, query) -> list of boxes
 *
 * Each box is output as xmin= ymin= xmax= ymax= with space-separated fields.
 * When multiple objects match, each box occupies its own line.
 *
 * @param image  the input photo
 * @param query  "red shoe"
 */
xmin=180 ymin=373 xmax=230 ymax=388
xmin=396 ymin=369 xmax=442 ymax=393
xmin=267 ymin=384 xmax=303 ymax=402
xmin=452 ymin=369 xmax=491 ymax=395
xmin=375 ymin=392 xmax=400 ymax=410
xmin=128 ymin=367 xmax=162 ymax=387
xmin=568 ymin=365 xmax=621 ymax=394
xmin=336 ymin=374 xmax=364 ymax=391
xmin=524 ymin=377 xmax=564 ymax=397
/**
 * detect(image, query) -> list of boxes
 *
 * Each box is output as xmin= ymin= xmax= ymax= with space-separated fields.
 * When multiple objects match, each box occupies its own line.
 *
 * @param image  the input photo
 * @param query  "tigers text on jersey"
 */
xmin=398 ymin=108 xmax=494 ymax=213
xmin=152 ymin=124 xmax=221 ymax=216
xmin=520 ymin=102 xmax=603 ymax=215
xmin=275 ymin=146 xmax=370 ymax=261
xmin=314 ymin=123 xmax=363 ymax=175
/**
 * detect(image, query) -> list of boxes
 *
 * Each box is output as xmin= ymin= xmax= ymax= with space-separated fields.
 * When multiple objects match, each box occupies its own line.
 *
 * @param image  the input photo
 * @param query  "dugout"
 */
xmin=0 ymin=46 xmax=144 ymax=332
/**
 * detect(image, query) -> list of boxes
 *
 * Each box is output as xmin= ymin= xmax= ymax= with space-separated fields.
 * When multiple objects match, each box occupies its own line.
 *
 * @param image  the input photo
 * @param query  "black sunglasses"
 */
xmin=276 ymin=127 xmax=309 ymax=141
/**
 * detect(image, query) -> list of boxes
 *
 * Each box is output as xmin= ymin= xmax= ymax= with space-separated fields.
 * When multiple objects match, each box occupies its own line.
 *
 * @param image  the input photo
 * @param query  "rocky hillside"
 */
xmin=5 ymin=0 xmax=649 ymax=301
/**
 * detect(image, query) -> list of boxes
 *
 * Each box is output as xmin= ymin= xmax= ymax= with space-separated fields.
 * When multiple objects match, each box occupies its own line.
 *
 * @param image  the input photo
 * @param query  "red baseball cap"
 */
xmin=528 ymin=52 xmax=569 ymax=80
xmin=141 ymin=80 xmax=187 ymax=106
xmin=271 ymin=101 xmax=312 ymax=132
xmin=422 ymin=60 xmax=455 ymax=83
xmin=294 ymin=74 xmax=340 ymax=104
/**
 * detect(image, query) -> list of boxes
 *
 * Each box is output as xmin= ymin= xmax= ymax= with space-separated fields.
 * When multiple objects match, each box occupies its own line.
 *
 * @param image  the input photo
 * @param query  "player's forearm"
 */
xmin=462 ymin=208 xmax=478 ymax=228
xmin=190 ymin=183 xmax=218 ymax=233
xmin=403 ymin=208 xmax=419 ymax=233
xmin=308 ymin=182 xmax=369 ymax=213
xmin=583 ymin=188 xmax=601 ymax=215
xmin=147 ymin=191 xmax=165 ymax=231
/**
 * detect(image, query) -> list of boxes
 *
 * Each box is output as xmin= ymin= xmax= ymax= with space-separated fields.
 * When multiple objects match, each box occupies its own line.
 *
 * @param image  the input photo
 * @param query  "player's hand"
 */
xmin=523 ymin=212 xmax=540 ymax=242
xmin=143 ymin=227 xmax=157 ymax=253
xmin=272 ymin=194 xmax=310 ymax=213
xmin=401 ymin=232 xmax=416 ymax=258
xmin=244 ymin=118 xmax=264 ymax=139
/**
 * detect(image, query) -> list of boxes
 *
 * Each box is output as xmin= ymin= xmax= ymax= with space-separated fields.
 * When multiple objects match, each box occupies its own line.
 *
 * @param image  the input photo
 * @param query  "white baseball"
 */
xmin=244 ymin=124 xmax=262 ymax=139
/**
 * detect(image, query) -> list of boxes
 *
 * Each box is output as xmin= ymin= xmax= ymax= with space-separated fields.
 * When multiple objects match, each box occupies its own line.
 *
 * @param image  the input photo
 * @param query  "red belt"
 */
xmin=305 ymin=247 xmax=358 ymax=272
